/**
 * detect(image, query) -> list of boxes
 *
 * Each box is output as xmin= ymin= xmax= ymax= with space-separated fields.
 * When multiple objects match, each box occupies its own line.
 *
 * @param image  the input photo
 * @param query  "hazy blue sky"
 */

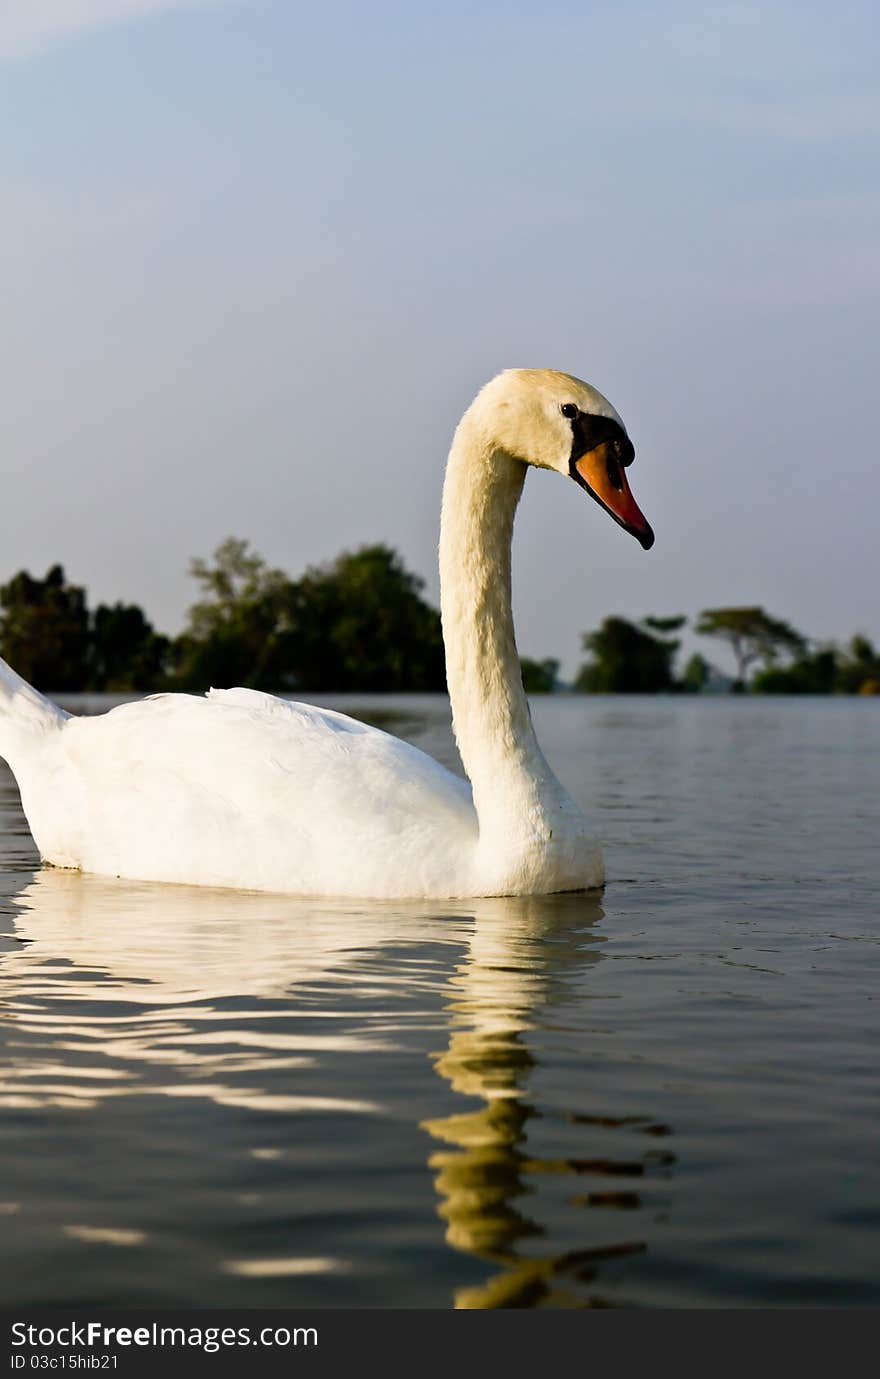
xmin=2 ymin=1 xmax=878 ymax=676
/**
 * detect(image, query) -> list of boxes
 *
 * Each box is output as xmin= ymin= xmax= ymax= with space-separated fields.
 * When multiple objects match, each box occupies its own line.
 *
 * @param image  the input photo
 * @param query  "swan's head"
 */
xmin=475 ymin=368 xmax=654 ymax=550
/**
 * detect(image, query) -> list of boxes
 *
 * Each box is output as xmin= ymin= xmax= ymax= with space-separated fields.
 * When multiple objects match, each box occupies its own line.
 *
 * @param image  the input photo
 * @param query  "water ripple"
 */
xmin=1 ymin=695 xmax=879 ymax=1306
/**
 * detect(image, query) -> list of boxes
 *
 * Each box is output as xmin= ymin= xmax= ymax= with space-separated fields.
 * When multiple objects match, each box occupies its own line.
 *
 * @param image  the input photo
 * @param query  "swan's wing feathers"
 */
xmin=64 ymin=691 xmax=468 ymax=807
xmin=206 ymin=687 xmax=373 ymax=735
xmin=45 ymin=691 xmax=475 ymax=894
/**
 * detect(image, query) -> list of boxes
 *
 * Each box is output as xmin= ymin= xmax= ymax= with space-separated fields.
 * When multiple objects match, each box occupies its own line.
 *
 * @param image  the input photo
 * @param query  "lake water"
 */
xmin=0 ymin=694 xmax=878 ymax=1308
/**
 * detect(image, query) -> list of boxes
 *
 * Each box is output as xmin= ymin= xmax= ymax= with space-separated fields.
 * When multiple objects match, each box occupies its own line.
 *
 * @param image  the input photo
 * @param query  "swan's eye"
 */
xmin=560 ymin=403 xmax=578 ymax=420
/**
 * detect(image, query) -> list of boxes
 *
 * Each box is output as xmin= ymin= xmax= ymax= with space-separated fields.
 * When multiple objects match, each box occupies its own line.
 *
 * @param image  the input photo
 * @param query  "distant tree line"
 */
xmin=0 ymin=541 xmax=444 ymax=693
xmin=0 ymin=566 xmax=169 ymax=693
xmin=575 ymin=607 xmax=880 ymax=695
xmin=0 ymin=548 xmax=877 ymax=695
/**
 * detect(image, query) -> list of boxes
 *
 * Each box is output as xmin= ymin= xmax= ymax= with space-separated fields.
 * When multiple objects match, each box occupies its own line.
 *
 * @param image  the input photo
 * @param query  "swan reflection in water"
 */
xmin=1 ymin=871 xmax=672 ymax=1306
xmin=420 ymin=892 xmax=670 ymax=1308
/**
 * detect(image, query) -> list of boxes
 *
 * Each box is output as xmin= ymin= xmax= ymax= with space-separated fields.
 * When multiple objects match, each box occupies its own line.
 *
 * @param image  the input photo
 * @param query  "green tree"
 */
xmin=520 ymin=657 xmax=559 ymax=693
xmin=752 ymin=648 xmax=838 ymax=694
xmin=681 ymin=652 xmax=711 ymax=693
xmin=0 ymin=565 xmax=91 ymax=690
xmin=171 ymin=539 xmax=447 ymax=692
xmin=575 ymin=616 xmax=679 ymax=693
xmin=286 ymin=544 xmax=446 ymax=691
xmin=695 ymin=606 xmax=805 ymax=688
xmin=90 ymin=603 xmax=169 ymax=691
xmin=185 ymin=538 xmax=288 ymax=638
xmin=172 ymin=538 xmax=293 ymax=689
xmin=835 ymin=634 xmax=880 ymax=695
xmin=850 ymin=633 xmax=875 ymax=666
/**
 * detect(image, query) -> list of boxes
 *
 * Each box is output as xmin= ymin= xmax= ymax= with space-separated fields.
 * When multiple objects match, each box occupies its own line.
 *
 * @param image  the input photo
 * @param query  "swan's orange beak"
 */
xmin=574 ymin=443 xmax=654 ymax=550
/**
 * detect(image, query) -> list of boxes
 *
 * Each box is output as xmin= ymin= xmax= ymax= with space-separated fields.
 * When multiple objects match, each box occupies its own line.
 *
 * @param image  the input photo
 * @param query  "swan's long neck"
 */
xmin=439 ymin=413 xmax=574 ymax=862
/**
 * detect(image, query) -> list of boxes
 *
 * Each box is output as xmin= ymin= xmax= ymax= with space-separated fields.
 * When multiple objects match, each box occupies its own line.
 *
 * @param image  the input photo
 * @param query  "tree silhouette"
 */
xmin=0 ymin=566 xmax=90 ymax=690
xmin=681 ymin=652 xmax=711 ymax=693
xmin=575 ymin=616 xmax=680 ymax=693
xmin=832 ymin=635 xmax=880 ymax=695
xmin=283 ymin=544 xmax=446 ymax=691
xmin=91 ymin=603 xmax=169 ymax=691
xmin=172 ymin=538 xmax=293 ymax=689
xmin=752 ymin=648 xmax=838 ymax=694
xmin=695 ymin=606 xmax=805 ymax=687
xmin=520 ymin=658 xmax=559 ymax=693
xmin=172 ymin=539 xmax=446 ymax=692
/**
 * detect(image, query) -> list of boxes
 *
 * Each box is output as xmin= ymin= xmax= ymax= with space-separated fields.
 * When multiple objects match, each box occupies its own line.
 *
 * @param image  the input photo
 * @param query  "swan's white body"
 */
xmin=0 ymin=369 xmax=652 ymax=898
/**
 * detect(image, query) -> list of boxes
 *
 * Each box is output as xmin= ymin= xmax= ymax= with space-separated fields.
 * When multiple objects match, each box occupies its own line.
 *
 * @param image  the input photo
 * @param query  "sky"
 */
xmin=1 ymin=0 xmax=878 ymax=678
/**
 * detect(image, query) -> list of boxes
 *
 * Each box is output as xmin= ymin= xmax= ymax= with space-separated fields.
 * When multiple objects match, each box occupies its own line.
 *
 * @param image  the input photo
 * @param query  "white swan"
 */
xmin=0 ymin=369 xmax=653 ymax=898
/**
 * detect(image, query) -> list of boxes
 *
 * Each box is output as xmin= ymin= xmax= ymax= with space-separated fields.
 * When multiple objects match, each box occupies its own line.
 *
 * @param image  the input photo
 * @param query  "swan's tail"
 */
xmin=0 ymin=657 xmax=68 ymax=773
